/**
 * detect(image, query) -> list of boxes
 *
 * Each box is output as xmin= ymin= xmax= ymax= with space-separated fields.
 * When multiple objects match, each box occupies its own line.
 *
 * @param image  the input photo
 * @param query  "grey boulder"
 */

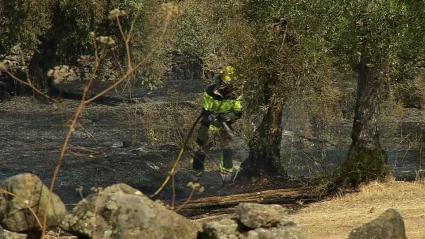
xmin=349 ymin=209 xmax=407 ymax=239
xmin=199 ymin=203 xmax=305 ymax=239
xmin=63 ymin=183 xmax=198 ymax=239
xmin=200 ymin=217 xmax=240 ymax=239
xmin=0 ymin=227 xmax=27 ymax=239
xmin=0 ymin=173 xmax=67 ymax=232
xmin=246 ymin=226 xmax=306 ymax=239
xmin=236 ymin=203 xmax=292 ymax=229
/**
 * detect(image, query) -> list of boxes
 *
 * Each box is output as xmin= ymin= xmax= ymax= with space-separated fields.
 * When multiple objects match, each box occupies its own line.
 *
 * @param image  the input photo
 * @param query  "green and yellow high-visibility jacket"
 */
xmin=202 ymin=82 xmax=243 ymax=115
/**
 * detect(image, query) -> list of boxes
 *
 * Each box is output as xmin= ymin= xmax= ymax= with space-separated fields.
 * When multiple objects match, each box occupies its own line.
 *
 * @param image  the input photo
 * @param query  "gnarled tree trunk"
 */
xmin=339 ymin=52 xmax=389 ymax=187
xmin=243 ymin=92 xmax=287 ymax=177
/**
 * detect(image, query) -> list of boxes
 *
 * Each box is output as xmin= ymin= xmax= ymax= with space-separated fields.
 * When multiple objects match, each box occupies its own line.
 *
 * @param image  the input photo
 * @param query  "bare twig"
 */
xmin=41 ymin=8 xmax=175 ymax=237
xmin=116 ymin=17 xmax=133 ymax=70
xmin=150 ymin=113 xmax=202 ymax=198
xmin=4 ymin=70 xmax=59 ymax=104
xmin=171 ymin=174 xmax=176 ymax=209
xmin=0 ymin=189 xmax=43 ymax=230
xmin=84 ymin=14 xmax=172 ymax=105
xmin=175 ymin=189 xmax=195 ymax=212
xmin=127 ymin=8 xmax=141 ymax=46
xmin=41 ymin=81 xmax=92 ymax=236
xmin=41 ymin=37 xmax=103 ymax=238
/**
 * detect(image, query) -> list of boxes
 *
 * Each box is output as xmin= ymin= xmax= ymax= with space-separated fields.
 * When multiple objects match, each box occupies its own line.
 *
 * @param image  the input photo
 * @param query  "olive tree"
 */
xmin=325 ymin=0 xmax=425 ymax=187
xmin=0 ymin=0 xmax=56 ymax=93
xmin=238 ymin=0 xmax=342 ymax=176
xmin=172 ymin=0 xmax=337 ymax=176
xmin=0 ymin=0 xmax=55 ymax=52
xmin=0 ymin=0 xmax=171 ymax=95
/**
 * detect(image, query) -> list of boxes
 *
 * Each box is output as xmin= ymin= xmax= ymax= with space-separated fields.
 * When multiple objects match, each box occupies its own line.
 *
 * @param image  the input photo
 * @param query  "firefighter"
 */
xmin=192 ymin=65 xmax=243 ymax=183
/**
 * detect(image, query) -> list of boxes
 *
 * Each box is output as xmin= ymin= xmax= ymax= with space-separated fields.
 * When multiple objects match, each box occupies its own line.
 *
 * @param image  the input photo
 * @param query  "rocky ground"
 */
xmin=0 ymin=173 xmax=412 ymax=239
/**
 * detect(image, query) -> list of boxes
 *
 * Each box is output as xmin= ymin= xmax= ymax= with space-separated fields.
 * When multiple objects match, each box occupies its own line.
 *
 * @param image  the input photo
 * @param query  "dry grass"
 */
xmin=133 ymin=98 xmax=250 ymax=147
xmin=135 ymin=100 xmax=199 ymax=146
xmin=291 ymin=180 xmax=425 ymax=239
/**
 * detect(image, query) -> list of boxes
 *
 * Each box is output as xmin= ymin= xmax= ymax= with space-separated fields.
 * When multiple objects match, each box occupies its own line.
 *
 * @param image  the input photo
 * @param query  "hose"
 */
xmin=150 ymin=112 xmax=203 ymax=198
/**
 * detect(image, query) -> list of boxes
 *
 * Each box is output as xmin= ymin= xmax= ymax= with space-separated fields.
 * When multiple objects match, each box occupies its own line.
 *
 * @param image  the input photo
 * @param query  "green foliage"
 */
xmin=173 ymin=0 xmax=338 ymax=110
xmin=135 ymin=1 xmax=177 ymax=89
xmin=0 ymin=0 xmax=55 ymax=53
xmin=0 ymin=0 xmax=175 ymax=90
xmin=242 ymin=0 xmax=338 ymax=114
xmin=326 ymin=0 xmax=424 ymax=76
xmin=57 ymin=0 xmax=174 ymax=88
xmin=173 ymin=0 xmax=252 ymax=70
xmin=56 ymin=0 xmax=106 ymax=59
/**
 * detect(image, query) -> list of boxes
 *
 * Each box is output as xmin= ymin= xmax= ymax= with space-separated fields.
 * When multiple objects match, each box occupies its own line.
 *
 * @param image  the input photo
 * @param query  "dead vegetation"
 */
xmin=134 ymin=100 xmax=199 ymax=146
xmin=179 ymin=187 xmax=312 ymax=217
xmin=292 ymin=180 xmax=425 ymax=239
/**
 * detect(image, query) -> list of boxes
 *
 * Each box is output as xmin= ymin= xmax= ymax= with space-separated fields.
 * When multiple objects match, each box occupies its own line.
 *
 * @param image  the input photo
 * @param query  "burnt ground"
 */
xmin=0 ymin=96 xmax=295 ymax=208
xmin=1 ymin=96 xmax=424 ymax=213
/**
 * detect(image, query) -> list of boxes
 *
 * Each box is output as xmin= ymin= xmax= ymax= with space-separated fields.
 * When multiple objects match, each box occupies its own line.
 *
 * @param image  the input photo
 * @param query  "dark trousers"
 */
xmin=192 ymin=124 xmax=233 ymax=173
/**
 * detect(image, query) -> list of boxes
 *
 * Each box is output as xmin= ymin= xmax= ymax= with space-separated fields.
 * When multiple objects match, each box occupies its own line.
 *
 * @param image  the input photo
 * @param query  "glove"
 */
xmin=217 ymin=112 xmax=241 ymax=124
xmin=207 ymin=114 xmax=225 ymax=128
xmin=200 ymin=109 xmax=215 ymax=126
xmin=208 ymin=114 xmax=221 ymax=124
xmin=207 ymin=114 xmax=216 ymax=122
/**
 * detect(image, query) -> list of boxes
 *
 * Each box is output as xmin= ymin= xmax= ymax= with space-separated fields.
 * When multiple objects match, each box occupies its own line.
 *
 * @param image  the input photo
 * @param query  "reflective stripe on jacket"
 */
xmin=202 ymin=93 xmax=243 ymax=113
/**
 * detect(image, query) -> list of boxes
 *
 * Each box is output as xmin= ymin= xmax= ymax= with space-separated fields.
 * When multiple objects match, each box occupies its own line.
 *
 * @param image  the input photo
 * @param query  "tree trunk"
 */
xmin=240 ymin=18 xmax=292 ymax=178
xmin=339 ymin=54 xmax=389 ymax=187
xmin=28 ymin=4 xmax=65 ymax=98
xmin=28 ymin=37 xmax=58 ymax=94
xmin=242 ymin=94 xmax=287 ymax=177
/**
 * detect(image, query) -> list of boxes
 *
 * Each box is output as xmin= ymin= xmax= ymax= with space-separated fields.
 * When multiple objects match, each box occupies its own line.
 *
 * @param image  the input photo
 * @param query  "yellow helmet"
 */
xmin=220 ymin=65 xmax=235 ymax=84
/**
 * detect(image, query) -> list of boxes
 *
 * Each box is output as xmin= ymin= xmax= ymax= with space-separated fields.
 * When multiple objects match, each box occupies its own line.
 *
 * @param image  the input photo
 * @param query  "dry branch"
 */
xmin=178 ymin=187 xmax=314 ymax=212
xmin=5 ymin=70 xmax=59 ymax=104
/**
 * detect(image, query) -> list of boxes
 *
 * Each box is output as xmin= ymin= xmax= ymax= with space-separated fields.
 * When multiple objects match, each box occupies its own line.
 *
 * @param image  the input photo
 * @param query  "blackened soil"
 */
xmin=1 ymin=97 xmax=288 ymax=207
xmin=0 ymin=97 xmax=162 ymax=203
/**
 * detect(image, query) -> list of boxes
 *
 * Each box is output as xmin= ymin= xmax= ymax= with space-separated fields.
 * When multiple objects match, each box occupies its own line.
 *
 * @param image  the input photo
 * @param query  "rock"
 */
xmin=43 ymin=231 xmax=77 ymax=239
xmin=63 ymin=183 xmax=197 ymax=239
xmin=236 ymin=203 xmax=291 ymax=229
xmin=199 ymin=203 xmax=306 ymax=239
xmin=199 ymin=218 xmax=239 ymax=239
xmin=246 ymin=227 xmax=306 ymax=239
xmin=111 ymin=141 xmax=124 ymax=148
xmin=348 ymin=209 xmax=407 ymax=239
xmin=0 ymin=173 xmax=67 ymax=232
xmin=0 ymin=227 xmax=27 ymax=239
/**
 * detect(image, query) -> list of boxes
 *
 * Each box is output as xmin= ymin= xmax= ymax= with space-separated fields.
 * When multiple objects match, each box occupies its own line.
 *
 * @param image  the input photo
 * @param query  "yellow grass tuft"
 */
xmin=292 ymin=181 xmax=425 ymax=239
